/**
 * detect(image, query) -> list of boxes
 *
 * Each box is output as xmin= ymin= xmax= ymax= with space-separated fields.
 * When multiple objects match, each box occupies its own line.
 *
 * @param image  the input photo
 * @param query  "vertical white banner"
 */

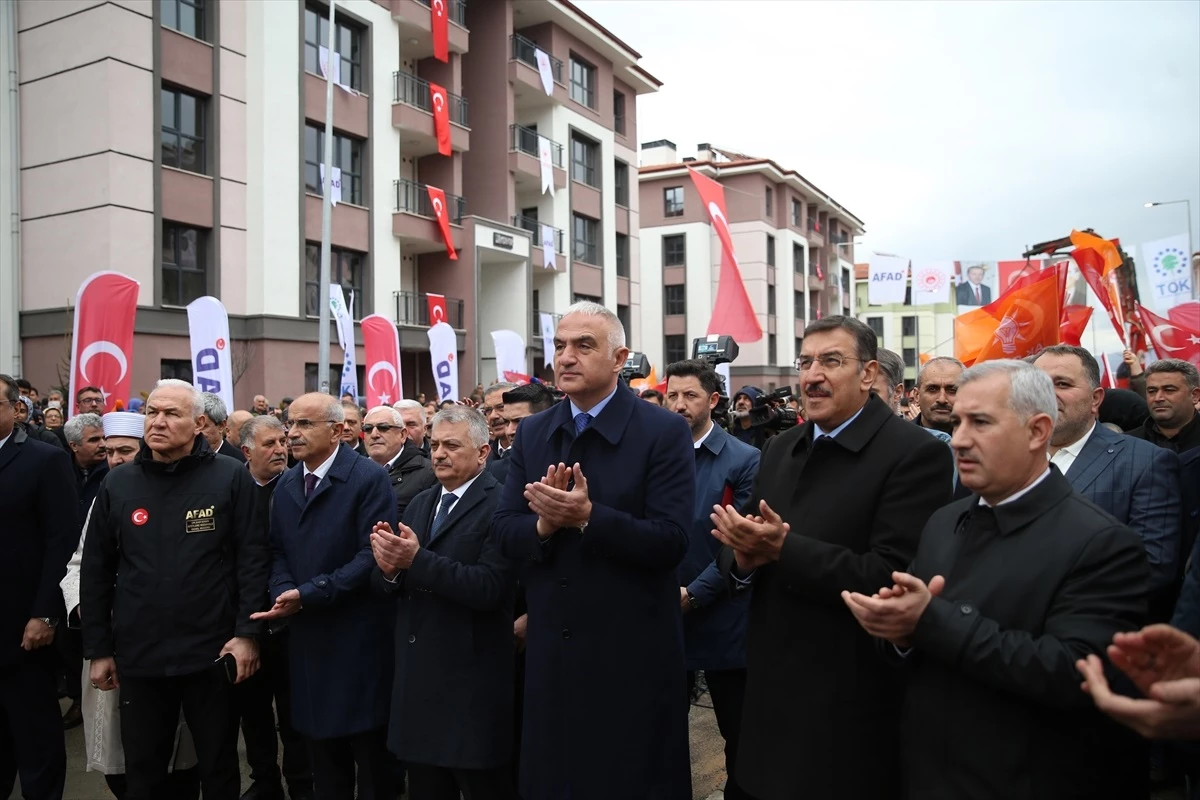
xmin=1139 ymin=233 xmax=1192 ymax=314
xmin=911 ymin=261 xmax=955 ymax=306
xmin=541 ymin=223 xmax=557 ymax=270
xmin=320 ymin=164 xmax=342 ymax=206
xmin=186 ymin=296 xmax=234 ymax=413
xmin=534 ymin=48 xmax=554 ymax=95
xmin=318 ymin=45 xmax=342 ymax=86
xmin=538 ymin=135 xmax=554 ymax=196
xmin=539 ymin=311 xmax=556 ymax=369
xmin=490 ymin=329 xmax=527 ymax=382
xmin=868 ymin=254 xmax=910 ymax=305
xmin=427 ymin=321 xmax=459 ymax=403
xmin=329 ymin=285 xmax=358 ymax=400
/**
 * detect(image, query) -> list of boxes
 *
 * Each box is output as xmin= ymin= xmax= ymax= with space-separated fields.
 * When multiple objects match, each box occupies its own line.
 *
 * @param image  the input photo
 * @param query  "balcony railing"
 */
xmin=395 ymin=290 xmax=465 ymax=328
xmin=393 ymin=177 xmax=465 ymax=223
xmin=807 ymin=217 xmax=823 ymax=235
xmin=412 ymin=0 xmax=467 ymax=27
xmin=530 ymin=310 xmax=563 ymax=340
xmin=393 ymin=71 xmax=469 ymax=126
xmin=511 ymin=33 xmax=563 ymax=84
xmin=510 ymin=125 xmax=563 ymax=168
xmin=512 ymin=215 xmax=565 ymax=253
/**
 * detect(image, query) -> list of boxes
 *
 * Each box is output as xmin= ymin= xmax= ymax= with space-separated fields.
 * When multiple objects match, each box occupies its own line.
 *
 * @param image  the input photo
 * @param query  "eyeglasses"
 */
xmin=795 ymin=354 xmax=861 ymax=372
xmin=361 ymin=423 xmax=398 ymax=434
xmin=78 ymin=397 xmax=103 ymax=406
xmin=290 ymin=418 xmax=334 ymax=430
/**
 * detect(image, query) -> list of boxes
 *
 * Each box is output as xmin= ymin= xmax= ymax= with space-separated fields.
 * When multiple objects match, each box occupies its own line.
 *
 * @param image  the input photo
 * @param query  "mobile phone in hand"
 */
xmin=214 ymin=652 xmax=237 ymax=684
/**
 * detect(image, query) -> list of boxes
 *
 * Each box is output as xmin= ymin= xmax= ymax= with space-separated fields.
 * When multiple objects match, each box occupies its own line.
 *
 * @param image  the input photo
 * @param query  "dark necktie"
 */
xmin=430 ymin=493 xmax=457 ymax=538
xmin=304 ymin=472 xmax=319 ymax=498
xmin=573 ymin=412 xmax=592 ymax=436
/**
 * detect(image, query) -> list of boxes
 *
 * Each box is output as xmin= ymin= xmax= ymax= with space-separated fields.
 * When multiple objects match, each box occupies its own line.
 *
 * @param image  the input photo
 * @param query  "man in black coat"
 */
xmin=1128 ymin=358 xmax=1200 ymax=454
xmin=371 ymin=407 xmax=516 ymax=800
xmin=0 ymin=374 xmax=79 ymax=800
xmin=843 ymin=359 xmax=1149 ymax=799
xmin=363 ymin=405 xmax=436 ymax=520
xmin=711 ymin=316 xmax=953 ymax=800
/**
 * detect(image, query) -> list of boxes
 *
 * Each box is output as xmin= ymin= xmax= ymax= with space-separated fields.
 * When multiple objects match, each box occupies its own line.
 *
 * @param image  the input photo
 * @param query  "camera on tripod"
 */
xmin=691 ymin=335 xmax=738 ymax=428
xmin=620 ymin=352 xmax=651 ymax=387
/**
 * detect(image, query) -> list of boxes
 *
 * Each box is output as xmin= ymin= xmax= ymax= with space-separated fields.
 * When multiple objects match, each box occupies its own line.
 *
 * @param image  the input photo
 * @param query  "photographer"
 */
xmin=729 ymin=386 xmax=798 ymax=450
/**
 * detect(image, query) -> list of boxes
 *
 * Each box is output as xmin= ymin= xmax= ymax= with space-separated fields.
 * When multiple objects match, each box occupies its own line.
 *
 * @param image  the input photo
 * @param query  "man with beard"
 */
xmin=1131 ymin=359 xmax=1200 ymax=454
xmin=729 ymin=386 xmax=768 ymax=449
xmin=363 ymin=405 xmax=436 ymax=520
xmin=481 ymin=383 xmax=517 ymax=465
xmin=665 ymin=359 xmax=759 ymax=800
xmin=912 ymin=357 xmax=963 ymax=436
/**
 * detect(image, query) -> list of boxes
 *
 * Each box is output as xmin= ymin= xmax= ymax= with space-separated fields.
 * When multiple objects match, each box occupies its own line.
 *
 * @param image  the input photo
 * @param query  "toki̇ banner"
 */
xmin=70 ymin=271 xmax=140 ymax=416
xmin=186 ymin=296 xmax=234 ymax=412
xmin=329 ymin=285 xmax=358 ymax=401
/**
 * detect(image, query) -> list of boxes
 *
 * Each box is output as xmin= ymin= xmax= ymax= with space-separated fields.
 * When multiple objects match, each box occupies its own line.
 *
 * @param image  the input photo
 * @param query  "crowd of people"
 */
xmin=3 ymin=300 xmax=1200 ymax=800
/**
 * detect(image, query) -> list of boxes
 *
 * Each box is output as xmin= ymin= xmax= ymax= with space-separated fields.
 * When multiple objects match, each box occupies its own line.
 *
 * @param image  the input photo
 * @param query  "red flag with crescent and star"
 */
xmin=429 ymin=81 xmax=451 ymax=157
xmin=69 ymin=271 xmax=140 ymax=416
xmin=1058 ymin=304 xmax=1093 ymax=347
xmin=954 ymin=264 xmax=1063 ymax=365
xmin=1137 ymin=304 xmax=1200 ymax=367
xmin=426 ymin=185 xmax=458 ymax=260
xmin=687 ymin=167 xmax=762 ymax=343
xmin=431 ymin=0 xmax=449 ymax=62
xmin=1071 ymin=247 xmax=1126 ymax=344
xmin=361 ymin=314 xmax=403 ymax=407
xmin=426 ymin=293 xmax=448 ymax=327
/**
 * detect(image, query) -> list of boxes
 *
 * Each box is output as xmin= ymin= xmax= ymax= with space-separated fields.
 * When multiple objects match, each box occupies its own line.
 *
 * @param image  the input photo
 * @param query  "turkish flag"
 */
xmin=1169 ymin=301 xmax=1200 ymax=332
xmin=431 ymin=0 xmax=449 ymax=62
xmin=70 ymin=271 xmax=140 ymax=416
xmin=687 ymin=168 xmax=762 ymax=343
xmin=1137 ymin=304 xmax=1200 ymax=367
xmin=954 ymin=265 xmax=1063 ymax=365
xmin=503 ymin=371 xmax=531 ymax=385
xmin=1059 ymin=304 xmax=1093 ymax=347
xmin=426 ymin=293 xmax=448 ymax=327
xmin=1072 ymin=247 xmax=1126 ymax=343
xmin=429 ymin=81 xmax=451 ymax=157
xmin=426 ymin=185 xmax=458 ymax=260
xmin=361 ymin=314 xmax=403 ymax=406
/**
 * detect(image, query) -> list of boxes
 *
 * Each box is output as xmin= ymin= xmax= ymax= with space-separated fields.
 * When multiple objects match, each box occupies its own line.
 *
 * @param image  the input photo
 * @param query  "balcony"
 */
xmin=395 ymin=290 xmax=465 ymax=329
xmin=530 ymin=309 xmax=563 ymax=341
xmin=513 ymin=215 xmax=565 ymax=269
xmin=392 ymin=71 xmax=470 ymax=157
xmin=806 ymin=217 xmax=825 ymax=247
xmin=392 ymin=177 xmax=466 ymax=254
xmin=509 ymin=33 xmax=567 ymax=108
xmin=509 ymin=125 xmax=566 ymax=193
xmin=392 ymin=0 xmax=469 ymax=59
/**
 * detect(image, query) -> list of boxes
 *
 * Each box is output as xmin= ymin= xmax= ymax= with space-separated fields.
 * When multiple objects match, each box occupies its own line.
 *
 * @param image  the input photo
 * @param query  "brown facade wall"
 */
xmin=303 ymin=72 xmax=370 ymax=139
xmin=161 ymin=168 xmax=214 ymax=228
xmin=638 ymin=176 xmax=706 ymax=228
xmin=461 ymin=0 xmax=514 ymax=221
xmin=571 ymin=182 xmax=601 ymax=220
xmin=305 ymin=195 xmax=370 ymax=250
xmin=161 ymin=27 xmax=213 ymax=95
xmin=571 ymin=263 xmax=602 ymax=297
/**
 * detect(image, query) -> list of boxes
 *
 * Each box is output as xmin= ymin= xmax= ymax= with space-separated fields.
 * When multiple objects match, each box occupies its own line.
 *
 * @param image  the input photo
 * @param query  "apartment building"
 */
xmin=853 ymin=264 xmax=957 ymax=389
xmin=637 ymin=142 xmax=865 ymax=392
xmin=3 ymin=0 xmax=657 ymax=405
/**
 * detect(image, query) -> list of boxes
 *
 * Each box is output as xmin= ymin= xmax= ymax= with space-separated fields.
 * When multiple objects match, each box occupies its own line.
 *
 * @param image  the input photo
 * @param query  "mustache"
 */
xmin=805 ymin=387 xmax=832 ymax=397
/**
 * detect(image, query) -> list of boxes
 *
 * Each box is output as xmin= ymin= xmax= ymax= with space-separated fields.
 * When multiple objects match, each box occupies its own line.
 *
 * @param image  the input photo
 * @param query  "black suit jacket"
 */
xmin=718 ymin=394 xmax=953 ymax=800
xmin=900 ymin=468 xmax=1148 ymax=799
xmin=956 ymin=281 xmax=991 ymax=305
xmin=217 ymin=440 xmax=247 ymax=463
xmin=384 ymin=447 xmax=437 ymax=521
xmin=0 ymin=427 xmax=79 ymax=666
xmin=373 ymin=470 xmax=516 ymax=769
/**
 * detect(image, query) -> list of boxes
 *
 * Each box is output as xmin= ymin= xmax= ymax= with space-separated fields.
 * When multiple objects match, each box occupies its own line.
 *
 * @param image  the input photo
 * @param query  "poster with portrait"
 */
xmin=954 ymin=261 xmax=999 ymax=307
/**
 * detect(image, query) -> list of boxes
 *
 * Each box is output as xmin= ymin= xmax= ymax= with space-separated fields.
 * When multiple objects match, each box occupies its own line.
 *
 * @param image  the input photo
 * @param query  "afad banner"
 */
xmin=186 ymin=296 xmax=234 ymax=412
xmin=427 ymin=321 xmax=459 ymax=402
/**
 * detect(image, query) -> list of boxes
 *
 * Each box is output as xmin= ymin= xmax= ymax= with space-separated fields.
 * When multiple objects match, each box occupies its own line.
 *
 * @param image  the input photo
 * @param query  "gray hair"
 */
xmin=430 ymin=405 xmax=489 ymax=448
xmin=484 ymin=382 xmax=518 ymax=400
xmin=64 ymin=413 xmax=103 ymax=445
xmin=240 ymin=414 xmax=285 ymax=449
xmin=875 ymin=348 xmax=905 ymax=392
xmin=562 ymin=300 xmax=627 ymax=353
xmin=153 ymin=379 xmax=205 ymax=417
xmin=1145 ymin=358 xmax=1200 ymax=391
xmin=393 ymin=399 xmax=423 ymax=413
xmin=960 ymin=359 xmax=1057 ymax=426
xmin=365 ymin=405 xmax=403 ymax=426
xmin=200 ymin=392 xmax=228 ymax=425
xmin=310 ymin=392 xmax=345 ymax=423
xmin=917 ymin=356 xmax=965 ymax=388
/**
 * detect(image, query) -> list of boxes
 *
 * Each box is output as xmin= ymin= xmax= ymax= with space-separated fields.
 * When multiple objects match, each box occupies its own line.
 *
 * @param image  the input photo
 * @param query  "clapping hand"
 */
xmin=710 ymin=499 xmax=788 ymax=574
xmin=526 ymin=462 xmax=592 ymax=540
xmin=370 ymin=521 xmax=421 ymax=578
xmin=250 ymin=589 xmax=302 ymax=621
xmin=841 ymin=572 xmax=946 ymax=648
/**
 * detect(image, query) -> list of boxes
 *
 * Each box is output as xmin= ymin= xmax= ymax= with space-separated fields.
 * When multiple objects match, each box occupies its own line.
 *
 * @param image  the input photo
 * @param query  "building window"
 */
xmin=569 ymin=55 xmax=596 ymax=108
xmin=572 ymin=214 xmax=599 ymax=265
xmin=573 ymin=293 xmax=601 ymax=305
xmin=791 ymin=198 xmax=802 ymax=227
xmin=613 ymin=90 xmax=626 ymax=135
xmin=664 ymin=285 xmax=686 ymax=316
xmin=161 ymin=0 xmax=205 ymax=39
xmin=615 ymin=233 xmax=629 ymax=277
xmin=765 ymin=186 xmax=773 ymax=216
xmin=663 ymin=186 xmax=684 ymax=217
xmin=793 ymin=243 xmax=804 ymax=272
xmin=664 ymin=334 xmax=686 ymax=365
xmin=867 ymin=316 xmax=884 ymax=338
xmin=570 ymin=134 xmax=598 ymax=187
xmin=794 ymin=290 xmax=804 ymax=318
xmin=902 ymin=316 xmax=916 ymax=336
xmin=903 ymin=347 xmax=917 ymax=368
xmin=768 ymin=334 xmax=777 ymax=364
xmin=662 ymin=234 xmax=686 ymax=267
xmin=305 ymin=124 xmax=364 ymax=205
xmin=613 ymin=160 xmax=629 ymax=207
xmin=161 ymin=359 xmax=194 ymax=383
xmin=304 ymin=244 xmax=364 ymax=318
xmin=766 ymin=234 xmax=775 ymax=267
xmin=303 ymin=5 xmax=364 ymax=90
xmin=161 ymin=86 xmax=206 ymax=173
xmin=161 ymin=222 xmax=207 ymax=307
xmin=767 ymin=285 xmax=776 ymax=316
xmin=305 ymin=363 xmax=365 ymax=394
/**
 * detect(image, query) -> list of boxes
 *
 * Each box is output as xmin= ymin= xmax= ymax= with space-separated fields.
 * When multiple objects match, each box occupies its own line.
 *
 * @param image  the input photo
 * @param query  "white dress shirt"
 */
xmin=693 ymin=420 xmax=715 ymax=450
xmin=436 ymin=469 xmax=484 ymax=518
xmin=302 ymin=447 xmax=340 ymax=491
xmin=1048 ymin=422 xmax=1095 ymax=477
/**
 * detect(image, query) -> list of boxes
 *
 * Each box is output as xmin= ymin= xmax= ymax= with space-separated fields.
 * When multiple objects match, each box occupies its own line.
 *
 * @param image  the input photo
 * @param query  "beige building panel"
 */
xmin=21 ymin=151 xmax=152 ymax=220
xmin=16 ymin=0 xmax=104 ymax=31
xmin=220 ymin=0 xmax=247 ymax=54
xmin=109 ymin=0 xmax=153 ymax=19
xmin=219 ymin=48 xmax=247 ymax=103
xmin=18 ymin=3 xmax=151 ymax=84
xmin=22 ymin=206 xmax=155 ymax=309
xmin=220 ymin=178 xmax=247 ymax=232
xmin=219 ymin=227 xmax=248 ymax=316
xmin=219 ymin=99 xmax=248 ymax=182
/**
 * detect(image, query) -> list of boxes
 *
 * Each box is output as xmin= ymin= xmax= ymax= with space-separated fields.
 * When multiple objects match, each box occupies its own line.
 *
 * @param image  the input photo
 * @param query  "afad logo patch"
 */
xmin=131 ymin=508 xmax=149 ymax=526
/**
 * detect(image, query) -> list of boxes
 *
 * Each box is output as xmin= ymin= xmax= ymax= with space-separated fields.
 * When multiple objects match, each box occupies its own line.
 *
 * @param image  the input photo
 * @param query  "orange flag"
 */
xmin=954 ymin=265 xmax=1064 ymax=365
xmin=1069 ymin=230 xmax=1123 ymax=276
xmin=918 ymin=353 xmax=932 ymax=366
xmin=629 ymin=365 xmax=659 ymax=393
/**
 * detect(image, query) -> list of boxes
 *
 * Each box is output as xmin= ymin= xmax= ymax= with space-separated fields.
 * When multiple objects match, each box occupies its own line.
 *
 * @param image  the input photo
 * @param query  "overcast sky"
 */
xmin=576 ymin=0 xmax=1200 ymax=262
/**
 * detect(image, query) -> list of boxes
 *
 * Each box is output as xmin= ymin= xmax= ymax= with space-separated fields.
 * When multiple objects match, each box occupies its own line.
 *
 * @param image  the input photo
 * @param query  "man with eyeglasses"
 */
xmin=363 ymin=405 xmax=436 ymax=520
xmin=76 ymin=386 xmax=106 ymax=416
xmin=710 ymin=316 xmax=953 ymax=800
xmin=482 ymin=383 xmax=518 ymax=466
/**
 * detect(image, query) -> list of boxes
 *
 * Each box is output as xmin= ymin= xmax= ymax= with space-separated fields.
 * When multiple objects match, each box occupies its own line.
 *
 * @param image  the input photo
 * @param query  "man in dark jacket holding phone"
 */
xmin=81 ymin=379 xmax=267 ymax=800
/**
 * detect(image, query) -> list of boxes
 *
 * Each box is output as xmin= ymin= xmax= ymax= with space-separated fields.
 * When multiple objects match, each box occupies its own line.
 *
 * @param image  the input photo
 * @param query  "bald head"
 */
xmin=227 ymin=409 xmax=253 ymax=449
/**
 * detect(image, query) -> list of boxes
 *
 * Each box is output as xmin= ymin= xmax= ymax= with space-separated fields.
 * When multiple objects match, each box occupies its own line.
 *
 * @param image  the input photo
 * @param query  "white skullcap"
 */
xmin=102 ymin=412 xmax=144 ymax=440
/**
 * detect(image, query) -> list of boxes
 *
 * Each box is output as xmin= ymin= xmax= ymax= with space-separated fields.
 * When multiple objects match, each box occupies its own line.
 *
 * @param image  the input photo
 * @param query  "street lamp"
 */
xmin=1144 ymin=199 xmax=1196 ymax=300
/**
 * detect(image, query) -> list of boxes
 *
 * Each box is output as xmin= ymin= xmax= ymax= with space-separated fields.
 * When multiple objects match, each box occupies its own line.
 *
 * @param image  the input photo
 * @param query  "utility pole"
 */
xmin=317 ymin=1 xmax=337 ymax=394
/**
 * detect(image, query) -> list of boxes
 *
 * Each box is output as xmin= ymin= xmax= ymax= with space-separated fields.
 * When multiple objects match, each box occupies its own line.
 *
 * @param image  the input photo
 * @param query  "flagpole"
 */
xmin=317 ymin=0 xmax=337 ymax=395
